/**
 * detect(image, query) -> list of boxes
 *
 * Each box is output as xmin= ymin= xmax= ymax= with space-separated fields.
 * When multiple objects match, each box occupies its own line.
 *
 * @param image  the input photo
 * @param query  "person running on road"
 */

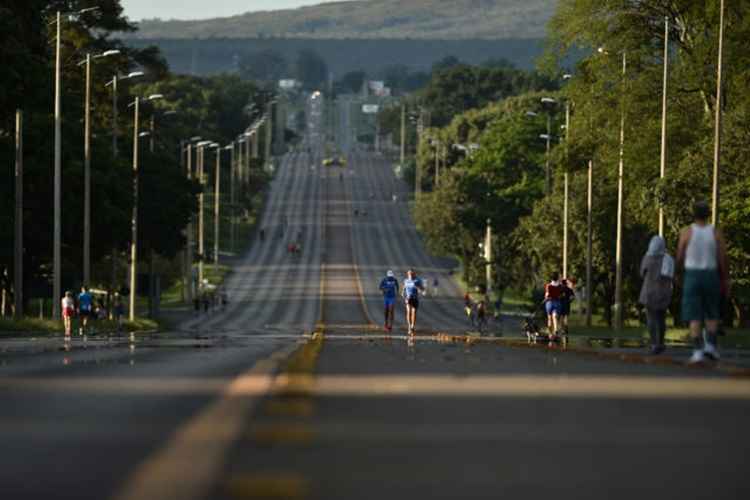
xmin=559 ymin=279 xmax=575 ymax=336
xmin=379 ymin=270 xmax=399 ymax=332
xmin=78 ymin=286 xmax=94 ymax=336
xmin=544 ymin=273 xmax=563 ymax=339
xmin=62 ymin=291 xmax=75 ymax=338
xmin=403 ymin=269 xmax=425 ymax=335
xmin=676 ymin=201 xmax=729 ymax=364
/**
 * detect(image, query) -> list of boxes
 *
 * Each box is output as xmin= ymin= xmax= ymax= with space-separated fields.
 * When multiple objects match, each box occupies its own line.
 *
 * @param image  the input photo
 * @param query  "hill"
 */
xmin=129 ymin=0 xmax=557 ymax=40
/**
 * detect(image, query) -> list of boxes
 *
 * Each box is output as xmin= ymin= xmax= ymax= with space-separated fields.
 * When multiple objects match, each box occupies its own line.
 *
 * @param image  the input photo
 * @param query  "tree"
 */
xmin=238 ymin=49 xmax=288 ymax=83
xmin=338 ymin=70 xmax=367 ymax=94
xmin=295 ymin=49 xmax=328 ymax=90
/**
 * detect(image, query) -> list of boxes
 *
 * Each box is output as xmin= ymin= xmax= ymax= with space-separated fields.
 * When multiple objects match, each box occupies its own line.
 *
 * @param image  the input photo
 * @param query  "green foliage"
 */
xmin=132 ymin=0 xmax=557 ymax=40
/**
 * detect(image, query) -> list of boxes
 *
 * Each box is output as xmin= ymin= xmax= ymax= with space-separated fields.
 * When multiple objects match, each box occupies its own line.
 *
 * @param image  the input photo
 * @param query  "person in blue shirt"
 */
xmin=78 ymin=286 xmax=94 ymax=336
xmin=379 ymin=270 xmax=399 ymax=332
xmin=402 ymin=269 xmax=425 ymax=335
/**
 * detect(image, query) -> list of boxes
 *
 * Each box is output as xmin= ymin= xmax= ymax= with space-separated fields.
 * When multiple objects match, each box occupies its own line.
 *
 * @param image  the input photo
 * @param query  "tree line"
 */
xmin=388 ymin=1 xmax=750 ymax=327
xmin=0 ymin=1 xmax=274 ymax=315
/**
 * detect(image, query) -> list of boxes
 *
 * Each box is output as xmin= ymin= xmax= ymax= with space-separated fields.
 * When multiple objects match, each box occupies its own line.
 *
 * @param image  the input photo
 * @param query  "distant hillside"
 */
xmin=129 ymin=0 xmax=557 ymax=40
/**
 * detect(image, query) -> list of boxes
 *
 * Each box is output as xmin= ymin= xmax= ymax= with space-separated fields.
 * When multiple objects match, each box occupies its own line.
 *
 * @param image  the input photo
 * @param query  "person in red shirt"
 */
xmin=544 ymin=272 xmax=562 ymax=339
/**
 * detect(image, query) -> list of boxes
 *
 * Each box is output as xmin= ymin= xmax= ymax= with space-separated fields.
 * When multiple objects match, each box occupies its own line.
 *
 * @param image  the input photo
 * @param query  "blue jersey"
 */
xmin=403 ymin=278 xmax=424 ymax=299
xmin=78 ymin=291 xmax=93 ymax=311
xmin=379 ymin=277 xmax=399 ymax=299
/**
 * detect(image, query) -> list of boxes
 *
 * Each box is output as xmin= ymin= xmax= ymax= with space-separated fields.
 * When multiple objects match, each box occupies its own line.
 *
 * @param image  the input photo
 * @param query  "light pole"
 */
xmin=195 ymin=141 xmax=218 ymax=287
xmin=230 ymin=140 xmax=238 ymax=253
xmin=598 ymin=47 xmax=627 ymax=330
xmin=79 ymin=49 xmax=120 ymax=286
xmin=540 ymin=97 xmax=558 ymax=195
xmin=183 ymin=136 xmax=202 ymax=304
xmin=14 ymin=110 xmax=23 ymax=319
xmin=214 ymin=145 xmax=233 ymax=265
xmin=128 ymin=94 xmax=164 ymax=321
xmin=658 ymin=16 xmax=670 ymax=236
xmin=561 ymin=74 xmax=572 ymax=279
xmin=711 ymin=0 xmax=725 ymax=226
xmin=586 ymin=159 xmax=593 ymax=327
xmin=51 ymin=6 xmax=100 ymax=319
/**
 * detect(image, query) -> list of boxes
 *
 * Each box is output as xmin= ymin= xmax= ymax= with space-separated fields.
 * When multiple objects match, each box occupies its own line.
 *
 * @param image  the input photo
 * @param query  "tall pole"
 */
xmin=128 ymin=98 xmax=140 ymax=321
xmin=485 ymin=218 xmax=492 ymax=299
xmin=198 ymin=146 xmax=205 ymax=286
xmin=14 ymin=110 xmax=23 ymax=319
xmin=563 ymin=101 xmax=570 ymax=278
xmin=252 ymin=130 xmax=259 ymax=159
xmin=545 ymin=113 xmax=552 ymax=195
xmin=83 ymin=53 xmax=92 ymax=285
xmin=53 ymin=11 xmax=62 ymax=319
xmin=586 ymin=159 xmax=593 ymax=327
xmin=149 ymin=115 xmax=155 ymax=153
xmin=711 ymin=0 xmax=725 ymax=226
xmin=614 ymin=51 xmax=627 ymax=331
xmin=185 ymin=144 xmax=194 ymax=304
xmin=110 ymin=75 xmax=119 ymax=312
xmin=400 ymin=104 xmax=406 ymax=168
xmin=230 ymin=143 xmax=236 ymax=253
xmin=213 ymin=148 xmax=221 ymax=266
xmin=265 ymin=103 xmax=273 ymax=170
xmin=658 ymin=16 xmax=669 ymax=236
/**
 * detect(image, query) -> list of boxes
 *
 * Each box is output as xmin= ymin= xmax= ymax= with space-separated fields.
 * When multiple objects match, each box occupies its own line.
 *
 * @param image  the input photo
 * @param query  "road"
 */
xmin=0 ymin=96 xmax=748 ymax=500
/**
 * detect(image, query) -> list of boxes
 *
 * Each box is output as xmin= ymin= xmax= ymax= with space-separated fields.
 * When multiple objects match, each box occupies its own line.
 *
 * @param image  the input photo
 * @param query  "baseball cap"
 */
xmin=387 ymin=270 xmax=394 ymax=277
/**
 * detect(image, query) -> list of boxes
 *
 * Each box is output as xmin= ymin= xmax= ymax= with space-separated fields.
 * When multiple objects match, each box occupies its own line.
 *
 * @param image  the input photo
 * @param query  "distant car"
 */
xmin=323 ymin=157 xmax=346 ymax=167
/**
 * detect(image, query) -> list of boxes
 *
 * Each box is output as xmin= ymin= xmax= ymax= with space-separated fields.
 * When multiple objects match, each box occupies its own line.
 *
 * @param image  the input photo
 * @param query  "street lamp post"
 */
xmin=80 ymin=49 xmax=120 ymax=286
xmin=658 ymin=16 xmax=670 ymax=236
xmin=184 ymin=136 xmax=201 ymax=305
xmin=14 ymin=110 xmax=23 ymax=319
xmin=586 ymin=159 xmax=593 ymax=327
xmin=51 ymin=6 xmax=100 ymax=319
xmin=614 ymin=50 xmax=627 ymax=330
xmin=711 ymin=0 xmax=726 ymax=226
xmin=128 ymin=94 xmax=164 ymax=321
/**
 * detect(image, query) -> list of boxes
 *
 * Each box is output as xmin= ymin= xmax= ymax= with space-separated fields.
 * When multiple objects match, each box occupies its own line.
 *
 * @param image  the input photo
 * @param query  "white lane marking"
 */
xmin=273 ymin=374 xmax=750 ymax=400
xmin=109 ymin=341 xmax=301 ymax=500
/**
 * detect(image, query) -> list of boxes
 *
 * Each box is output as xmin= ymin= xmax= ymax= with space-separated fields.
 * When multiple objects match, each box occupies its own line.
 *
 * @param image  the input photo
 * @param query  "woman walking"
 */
xmin=61 ymin=291 xmax=75 ymax=339
xmin=639 ymin=235 xmax=674 ymax=355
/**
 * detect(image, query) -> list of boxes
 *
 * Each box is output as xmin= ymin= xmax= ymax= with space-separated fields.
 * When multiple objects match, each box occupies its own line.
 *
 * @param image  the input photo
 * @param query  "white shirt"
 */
xmin=62 ymin=297 xmax=75 ymax=310
xmin=685 ymin=224 xmax=718 ymax=270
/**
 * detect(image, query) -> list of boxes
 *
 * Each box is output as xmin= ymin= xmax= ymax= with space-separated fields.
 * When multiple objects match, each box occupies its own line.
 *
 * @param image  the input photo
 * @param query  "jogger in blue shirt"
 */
xmin=402 ymin=269 xmax=425 ymax=335
xmin=379 ymin=270 xmax=399 ymax=332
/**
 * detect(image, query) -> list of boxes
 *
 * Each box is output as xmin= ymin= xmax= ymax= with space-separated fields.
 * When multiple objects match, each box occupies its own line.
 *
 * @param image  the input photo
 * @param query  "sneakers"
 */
xmin=688 ymin=350 xmax=705 ymax=364
xmin=703 ymin=342 xmax=721 ymax=361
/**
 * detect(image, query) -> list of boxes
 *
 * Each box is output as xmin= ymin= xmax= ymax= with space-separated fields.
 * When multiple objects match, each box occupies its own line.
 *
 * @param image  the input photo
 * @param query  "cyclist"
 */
xmin=403 ymin=269 xmax=425 ymax=335
xmin=379 ymin=270 xmax=399 ymax=332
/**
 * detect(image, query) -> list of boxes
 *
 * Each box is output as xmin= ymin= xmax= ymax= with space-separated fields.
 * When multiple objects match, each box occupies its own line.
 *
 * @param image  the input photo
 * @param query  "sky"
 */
xmin=120 ymin=0 xmax=345 ymax=21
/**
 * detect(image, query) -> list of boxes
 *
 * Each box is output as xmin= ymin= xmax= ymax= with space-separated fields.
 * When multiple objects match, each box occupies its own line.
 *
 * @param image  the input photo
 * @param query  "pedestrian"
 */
xmin=639 ymin=235 xmax=674 ymax=355
xmin=259 ymin=228 xmax=265 ymax=242
xmin=202 ymin=293 xmax=210 ymax=314
xmin=402 ymin=269 xmax=425 ymax=335
xmin=193 ymin=295 xmax=201 ymax=316
xmin=221 ymin=291 xmax=229 ymax=311
xmin=676 ymin=201 xmax=730 ymax=363
xmin=113 ymin=293 xmax=125 ymax=333
xmin=78 ymin=286 xmax=93 ymax=336
xmin=544 ymin=273 xmax=563 ymax=340
xmin=432 ymin=277 xmax=439 ymax=296
xmin=61 ymin=291 xmax=75 ymax=338
xmin=464 ymin=292 xmax=475 ymax=326
xmin=379 ymin=270 xmax=399 ymax=332
xmin=559 ymin=279 xmax=575 ymax=337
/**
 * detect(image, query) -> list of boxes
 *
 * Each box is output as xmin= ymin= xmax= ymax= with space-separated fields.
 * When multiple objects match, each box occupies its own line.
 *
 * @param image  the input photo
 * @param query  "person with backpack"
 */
xmin=639 ymin=235 xmax=674 ymax=355
xmin=676 ymin=201 xmax=730 ymax=364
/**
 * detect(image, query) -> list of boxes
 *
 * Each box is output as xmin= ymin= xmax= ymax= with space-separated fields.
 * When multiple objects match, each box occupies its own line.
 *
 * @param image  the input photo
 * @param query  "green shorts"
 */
xmin=681 ymin=269 xmax=721 ymax=322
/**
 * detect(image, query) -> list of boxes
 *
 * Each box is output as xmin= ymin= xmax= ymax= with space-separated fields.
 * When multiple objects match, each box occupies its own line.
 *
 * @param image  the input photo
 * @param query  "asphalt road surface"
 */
xmin=1 ymin=103 xmax=748 ymax=500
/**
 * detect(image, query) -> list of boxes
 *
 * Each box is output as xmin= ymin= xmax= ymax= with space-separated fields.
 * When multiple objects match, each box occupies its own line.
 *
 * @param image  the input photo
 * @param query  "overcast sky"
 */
xmin=120 ymin=0 xmax=344 ymax=21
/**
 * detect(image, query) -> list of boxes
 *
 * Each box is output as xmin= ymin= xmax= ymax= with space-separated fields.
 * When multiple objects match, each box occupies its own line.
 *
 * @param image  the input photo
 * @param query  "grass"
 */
xmin=0 ymin=316 xmax=159 ymax=338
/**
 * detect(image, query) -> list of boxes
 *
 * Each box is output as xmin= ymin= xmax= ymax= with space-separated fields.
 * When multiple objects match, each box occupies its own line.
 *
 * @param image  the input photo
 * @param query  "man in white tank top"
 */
xmin=676 ymin=201 xmax=730 ymax=364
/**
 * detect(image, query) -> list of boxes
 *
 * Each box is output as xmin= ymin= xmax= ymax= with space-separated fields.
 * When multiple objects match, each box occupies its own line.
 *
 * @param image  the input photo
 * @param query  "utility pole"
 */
xmin=658 ymin=16 xmax=669 ymax=236
xmin=53 ymin=11 xmax=62 ymax=319
xmin=214 ymin=148 xmax=221 ymax=266
xmin=128 ymin=97 xmax=140 ymax=321
xmin=265 ymin=104 xmax=273 ymax=170
xmin=485 ymin=218 xmax=492 ymax=299
xmin=614 ymin=51 xmax=627 ymax=331
xmin=14 ymin=110 xmax=23 ymax=319
xmin=545 ymin=113 xmax=552 ymax=195
xmin=586 ymin=159 xmax=593 ymax=327
xmin=229 ymin=142 xmax=236 ymax=253
xmin=83 ymin=53 xmax=92 ymax=286
xmin=185 ymin=142 xmax=195 ymax=305
xmin=400 ymin=104 xmax=406 ymax=168
xmin=563 ymin=101 xmax=570 ymax=278
xmin=198 ymin=145 xmax=205 ymax=286
xmin=711 ymin=0 xmax=725 ymax=226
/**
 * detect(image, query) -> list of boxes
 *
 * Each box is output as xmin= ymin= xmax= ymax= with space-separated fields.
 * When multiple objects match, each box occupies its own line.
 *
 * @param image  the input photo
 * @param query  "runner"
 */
xmin=61 ymin=291 xmax=75 ymax=338
xmin=78 ymin=286 xmax=94 ymax=336
xmin=402 ymin=269 xmax=425 ymax=335
xmin=379 ymin=270 xmax=399 ymax=332
xmin=559 ymin=279 xmax=575 ymax=337
xmin=676 ymin=201 xmax=730 ymax=364
xmin=544 ymin=273 xmax=563 ymax=340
